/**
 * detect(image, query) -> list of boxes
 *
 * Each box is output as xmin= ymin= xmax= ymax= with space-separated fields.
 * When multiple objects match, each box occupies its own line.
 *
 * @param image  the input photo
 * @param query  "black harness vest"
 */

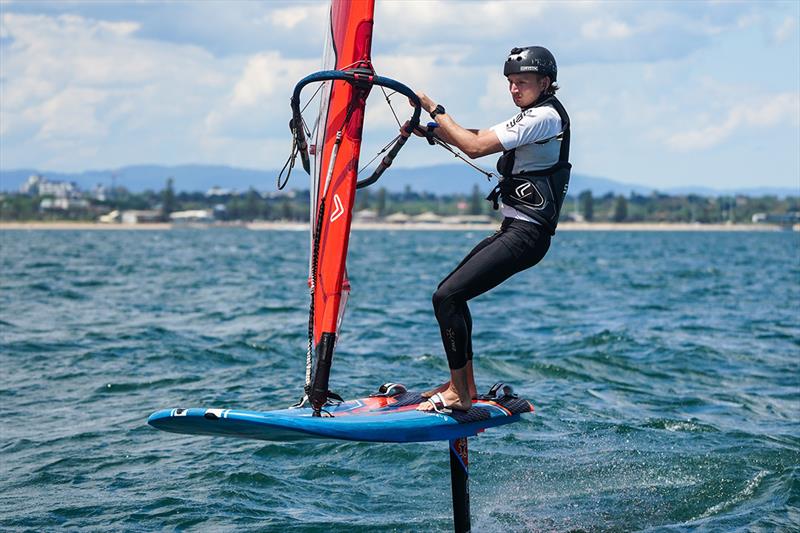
xmin=487 ymin=95 xmax=571 ymax=235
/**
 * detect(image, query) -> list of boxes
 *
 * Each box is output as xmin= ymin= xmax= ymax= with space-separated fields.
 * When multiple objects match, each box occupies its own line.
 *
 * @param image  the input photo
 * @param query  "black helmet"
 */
xmin=504 ymin=46 xmax=557 ymax=82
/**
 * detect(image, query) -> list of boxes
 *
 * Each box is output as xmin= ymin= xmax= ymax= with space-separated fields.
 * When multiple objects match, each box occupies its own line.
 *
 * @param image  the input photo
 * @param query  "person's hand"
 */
xmin=410 ymin=91 xmax=436 ymax=114
xmin=417 ymin=92 xmax=436 ymax=114
xmin=400 ymin=120 xmax=425 ymax=137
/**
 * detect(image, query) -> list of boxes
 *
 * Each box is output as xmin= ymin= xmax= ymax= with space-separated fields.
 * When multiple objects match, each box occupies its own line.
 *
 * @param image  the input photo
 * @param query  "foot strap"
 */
xmin=428 ymin=392 xmax=453 ymax=415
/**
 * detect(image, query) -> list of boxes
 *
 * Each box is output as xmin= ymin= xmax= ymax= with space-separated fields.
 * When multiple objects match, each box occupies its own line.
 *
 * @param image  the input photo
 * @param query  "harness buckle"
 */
xmin=486 ymin=185 xmax=502 ymax=210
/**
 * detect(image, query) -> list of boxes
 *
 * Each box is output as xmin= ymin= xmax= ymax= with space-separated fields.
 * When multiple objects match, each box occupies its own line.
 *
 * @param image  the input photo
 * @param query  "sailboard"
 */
xmin=148 ymin=389 xmax=532 ymax=443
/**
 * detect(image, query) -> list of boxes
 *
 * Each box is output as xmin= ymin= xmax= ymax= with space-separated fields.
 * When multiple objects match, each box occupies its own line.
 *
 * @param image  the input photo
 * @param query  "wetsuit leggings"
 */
xmin=433 ymin=217 xmax=551 ymax=370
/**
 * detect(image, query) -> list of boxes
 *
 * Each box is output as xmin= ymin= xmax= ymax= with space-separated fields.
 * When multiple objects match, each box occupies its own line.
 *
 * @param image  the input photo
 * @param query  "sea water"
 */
xmin=1 ymin=229 xmax=798 ymax=532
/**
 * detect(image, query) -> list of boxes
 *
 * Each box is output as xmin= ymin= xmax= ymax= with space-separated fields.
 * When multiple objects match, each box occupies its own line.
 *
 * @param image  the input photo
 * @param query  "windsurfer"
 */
xmin=415 ymin=46 xmax=571 ymax=413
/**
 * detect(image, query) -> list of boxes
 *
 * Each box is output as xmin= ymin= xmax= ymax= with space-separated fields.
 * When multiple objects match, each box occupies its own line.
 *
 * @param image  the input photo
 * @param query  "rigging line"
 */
xmin=298 ymin=82 xmax=325 ymax=138
xmin=277 ymin=132 xmax=299 ymax=190
xmin=379 ymin=86 xmax=402 ymax=127
xmin=358 ymin=134 xmax=401 ymax=175
xmin=279 ymin=85 xmax=325 ymax=195
xmin=431 ymin=136 xmax=497 ymax=180
xmin=277 ymin=152 xmax=294 ymax=190
xmin=382 ymin=89 xmax=496 ymax=181
xmin=308 ymin=106 xmax=321 ymax=147
xmin=377 ymin=87 xmax=495 ymax=180
xmin=300 ymin=111 xmax=322 ymax=142
xmin=350 ymin=87 xmax=406 ymax=176
xmin=338 ymin=59 xmax=371 ymax=72
xmin=301 ymin=82 xmax=325 ymax=114
xmin=304 ymin=194 xmax=326 ymax=394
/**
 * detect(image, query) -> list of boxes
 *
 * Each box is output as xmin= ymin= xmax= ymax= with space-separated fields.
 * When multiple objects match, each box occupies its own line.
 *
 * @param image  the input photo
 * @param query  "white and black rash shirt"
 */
xmin=489 ymin=105 xmax=563 ymax=223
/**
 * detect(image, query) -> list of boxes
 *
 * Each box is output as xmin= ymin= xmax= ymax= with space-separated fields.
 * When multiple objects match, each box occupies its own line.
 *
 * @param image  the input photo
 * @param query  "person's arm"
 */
xmin=417 ymin=93 xmax=504 ymax=159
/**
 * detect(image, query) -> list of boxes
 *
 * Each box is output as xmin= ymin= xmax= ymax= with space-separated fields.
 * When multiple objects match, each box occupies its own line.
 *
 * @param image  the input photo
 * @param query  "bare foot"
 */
xmin=422 ymin=381 xmax=478 ymax=400
xmin=417 ymin=388 xmax=472 ymax=412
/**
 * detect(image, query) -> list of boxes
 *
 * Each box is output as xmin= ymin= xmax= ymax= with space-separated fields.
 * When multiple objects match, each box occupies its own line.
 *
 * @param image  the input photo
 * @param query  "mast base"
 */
xmin=309 ymin=333 xmax=337 ymax=412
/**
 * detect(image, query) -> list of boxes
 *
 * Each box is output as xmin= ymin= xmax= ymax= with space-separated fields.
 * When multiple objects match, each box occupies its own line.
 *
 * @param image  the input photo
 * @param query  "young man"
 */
xmin=415 ymin=46 xmax=572 ymax=413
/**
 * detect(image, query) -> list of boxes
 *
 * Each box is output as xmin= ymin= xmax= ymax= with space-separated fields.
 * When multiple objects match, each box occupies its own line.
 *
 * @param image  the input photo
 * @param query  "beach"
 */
xmin=0 ymin=221 xmax=793 ymax=231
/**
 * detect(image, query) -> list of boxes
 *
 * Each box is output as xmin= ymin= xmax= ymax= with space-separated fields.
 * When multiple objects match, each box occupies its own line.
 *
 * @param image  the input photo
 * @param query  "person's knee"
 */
xmin=432 ymin=286 xmax=455 ymax=317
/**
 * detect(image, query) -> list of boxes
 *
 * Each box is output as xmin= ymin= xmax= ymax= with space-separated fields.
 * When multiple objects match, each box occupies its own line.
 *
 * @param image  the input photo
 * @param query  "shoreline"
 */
xmin=0 ymin=221 xmax=794 ymax=232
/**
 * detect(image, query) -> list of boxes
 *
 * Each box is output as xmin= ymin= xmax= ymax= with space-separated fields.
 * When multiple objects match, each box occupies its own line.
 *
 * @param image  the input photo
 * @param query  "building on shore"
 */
xmin=91 ymin=184 xmax=109 ymax=201
xmin=411 ymin=211 xmax=442 ymax=223
xmin=40 ymin=197 xmax=89 ymax=211
xmin=98 ymin=210 xmax=121 ymax=224
xmin=384 ymin=212 xmax=411 ymax=224
xmin=170 ymin=209 xmax=214 ymax=224
xmin=353 ymin=209 xmax=378 ymax=222
xmin=18 ymin=174 xmax=92 ymax=213
xmin=121 ymin=210 xmax=162 ymax=224
xmin=206 ymin=186 xmax=235 ymax=197
xmin=752 ymin=212 xmax=800 ymax=226
xmin=20 ymin=174 xmax=81 ymax=198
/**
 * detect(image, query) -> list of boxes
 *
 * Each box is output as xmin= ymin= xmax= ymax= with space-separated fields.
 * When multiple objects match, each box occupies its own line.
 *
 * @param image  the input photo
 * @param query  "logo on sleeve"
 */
xmin=506 ymin=109 xmax=536 ymax=129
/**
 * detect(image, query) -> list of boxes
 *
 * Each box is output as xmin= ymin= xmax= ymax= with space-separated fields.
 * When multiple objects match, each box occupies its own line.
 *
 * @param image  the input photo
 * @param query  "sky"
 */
xmin=1 ymin=0 xmax=798 ymax=190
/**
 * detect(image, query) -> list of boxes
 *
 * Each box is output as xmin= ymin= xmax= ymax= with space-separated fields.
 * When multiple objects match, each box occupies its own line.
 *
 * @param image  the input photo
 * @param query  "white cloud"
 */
xmin=269 ymin=5 xmax=326 ymax=31
xmin=0 ymin=12 xmax=285 ymax=170
xmin=231 ymin=52 xmax=297 ymax=107
xmin=378 ymin=0 xmax=546 ymax=40
xmin=581 ymin=18 xmax=633 ymax=40
xmin=35 ymin=87 xmax=108 ymax=140
xmin=666 ymin=92 xmax=800 ymax=151
xmin=773 ymin=15 xmax=797 ymax=44
xmin=571 ymin=109 xmax=602 ymax=129
xmin=478 ymin=72 xmax=511 ymax=115
xmin=203 ymin=52 xmax=316 ymax=137
xmin=372 ymin=1 xmax=755 ymax=66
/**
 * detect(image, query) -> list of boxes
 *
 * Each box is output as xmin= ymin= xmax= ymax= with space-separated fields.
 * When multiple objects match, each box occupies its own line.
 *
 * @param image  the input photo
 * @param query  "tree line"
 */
xmin=1 ymin=179 xmax=797 ymax=224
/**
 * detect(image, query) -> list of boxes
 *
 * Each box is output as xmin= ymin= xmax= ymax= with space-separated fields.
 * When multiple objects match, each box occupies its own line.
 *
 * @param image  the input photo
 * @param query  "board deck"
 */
xmin=148 ymin=392 xmax=533 ymax=443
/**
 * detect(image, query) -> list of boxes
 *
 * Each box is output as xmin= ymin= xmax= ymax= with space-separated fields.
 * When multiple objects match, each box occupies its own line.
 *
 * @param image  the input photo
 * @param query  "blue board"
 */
xmin=148 ymin=392 xmax=533 ymax=443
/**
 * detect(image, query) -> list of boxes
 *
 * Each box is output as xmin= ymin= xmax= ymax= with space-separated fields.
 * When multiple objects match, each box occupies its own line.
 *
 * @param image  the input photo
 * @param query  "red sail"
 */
xmin=310 ymin=2 xmax=374 ymax=353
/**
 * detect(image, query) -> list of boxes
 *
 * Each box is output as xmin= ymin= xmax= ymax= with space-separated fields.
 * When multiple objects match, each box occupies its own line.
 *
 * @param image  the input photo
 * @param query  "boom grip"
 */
xmin=288 ymin=69 xmax=421 ymax=187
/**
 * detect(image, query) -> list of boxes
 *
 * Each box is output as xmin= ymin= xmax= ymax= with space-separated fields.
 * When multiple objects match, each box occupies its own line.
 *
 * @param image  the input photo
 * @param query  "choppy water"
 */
xmin=1 ymin=228 xmax=798 ymax=532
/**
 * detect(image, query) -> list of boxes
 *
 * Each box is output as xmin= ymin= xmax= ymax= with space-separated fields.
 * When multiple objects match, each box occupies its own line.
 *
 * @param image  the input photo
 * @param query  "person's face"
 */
xmin=507 ymin=73 xmax=549 ymax=108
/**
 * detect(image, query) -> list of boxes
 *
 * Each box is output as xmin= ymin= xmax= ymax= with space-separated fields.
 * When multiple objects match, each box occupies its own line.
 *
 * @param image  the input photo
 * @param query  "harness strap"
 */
xmin=486 ymin=185 xmax=501 ymax=210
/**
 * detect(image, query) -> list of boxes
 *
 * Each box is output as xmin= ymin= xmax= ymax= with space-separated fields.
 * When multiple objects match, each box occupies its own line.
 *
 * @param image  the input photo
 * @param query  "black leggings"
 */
xmin=433 ymin=218 xmax=551 ymax=369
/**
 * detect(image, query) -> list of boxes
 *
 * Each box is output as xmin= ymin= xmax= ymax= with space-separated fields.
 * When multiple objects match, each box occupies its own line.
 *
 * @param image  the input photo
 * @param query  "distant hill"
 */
xmin=0 ymin=165 xmax=273 ymax=195
xmin=1 ymin=164 xmax=797 ymax=198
